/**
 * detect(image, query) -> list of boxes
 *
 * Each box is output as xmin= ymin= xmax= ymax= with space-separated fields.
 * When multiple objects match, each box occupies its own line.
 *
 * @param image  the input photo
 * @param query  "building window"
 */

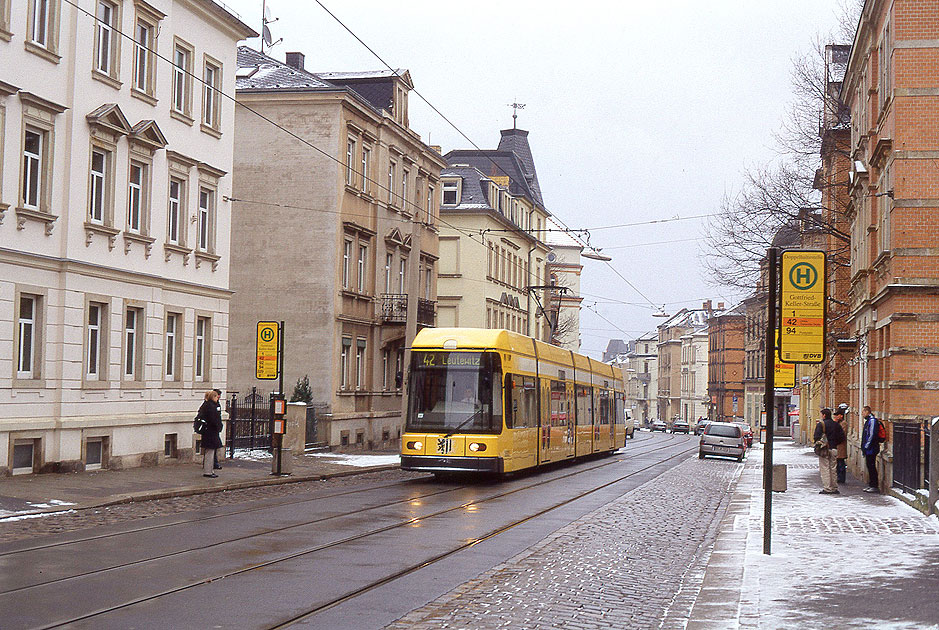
xmin=164 ymin=433 xmax=178 ymax=458
xmin=12 ymin=440 xmax=37 ymax=475
xmin=357 ymin=244 xmax=368 ymax=293
xmin=124 ymin=306 xmax=141 ymax=379
xmin=127 ymin=161 xmax=146 ymax=233
xmin=361 ymin=146 xmax=370 ymax=192
xmin=384 ymin=253 xmax=393 ymax=293
xmin=133 ymin=19 xmax=153 ymax=94
xmin=89 ymin=148 xmax=108 ymax=223
xmin=94 ymin=1 xmax=116 ymax=75
xmin=346 ymin=137 xmax=356 ymax=186
xmin=86 ymin=437 xmax=104 ymax=470
xmin=398 ymin=257 xmax=407 ymax=293
xmin=29 ymin=0 xmax=54 ymax=48
xmin=401 ymin=168 xmax=409 ymax=208
xmin=443 ymin=181 xmax=458 ymax=205
xmin=355 ymin=339 xmax=366 ymax=390
xmin=172 ymin=43 xmax=192 ymax=116
xmin=22 ymin=128 xmax=43 ymax=210
xmin=17 ymin=295 xmax=39 ymax=379
xmin=165 ymin=312 xmax=179 ymax=380
xmin=202 ymin=59 xmax=221 ymax=129
xmin=86 ymin=302 xmax=105 ymax=380
xmin=198 ymin=187 xmax=214 ymax=252
xmin=340 ymin=337 xmax=351 ymax=389
xmin=342 ymin=240 xmax=352 ymax=289
xmin=382 ymin=350 xmax=389 ymax=390
xmin=167 ymin=178 xmax=183 ymax=244
xmin=424 ymin=261 xmax=433 ymax=299
xmin=427 ymin=185 xmax=435 ymax=223
xmin=195 ymin=316 xmax=209 ymax=381
xmin=388 ymin=161 xmax=396 ymax=205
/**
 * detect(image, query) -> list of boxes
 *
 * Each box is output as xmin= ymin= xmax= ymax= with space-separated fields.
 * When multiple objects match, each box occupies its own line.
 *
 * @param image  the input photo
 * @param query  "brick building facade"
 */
xmin=842 ymin=0 xmax=939 ymax=491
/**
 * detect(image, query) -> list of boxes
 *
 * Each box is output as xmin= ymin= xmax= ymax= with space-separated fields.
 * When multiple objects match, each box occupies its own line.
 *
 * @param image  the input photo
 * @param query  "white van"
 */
xmin=625 ymin=409 xmax=635 ymax=439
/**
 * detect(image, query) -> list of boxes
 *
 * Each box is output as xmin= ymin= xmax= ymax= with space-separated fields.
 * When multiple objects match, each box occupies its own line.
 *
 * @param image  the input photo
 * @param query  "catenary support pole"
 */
xmin=763 ymin=247 xmax=778 ymax=555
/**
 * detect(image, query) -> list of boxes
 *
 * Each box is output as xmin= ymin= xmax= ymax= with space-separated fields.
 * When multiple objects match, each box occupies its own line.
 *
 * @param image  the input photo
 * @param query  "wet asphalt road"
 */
xmin=0 ymin=433 xmax=700 ymax=630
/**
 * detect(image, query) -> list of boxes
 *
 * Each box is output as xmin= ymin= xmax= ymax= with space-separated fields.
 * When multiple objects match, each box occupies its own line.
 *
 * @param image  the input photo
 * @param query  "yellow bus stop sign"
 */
xmin=780 ymin=250 xmax=826 ymax=364
xmin=256 ymin=321 xmax=279 ymax=379
xmin=774 ymin=334 xmax=796 ymax=388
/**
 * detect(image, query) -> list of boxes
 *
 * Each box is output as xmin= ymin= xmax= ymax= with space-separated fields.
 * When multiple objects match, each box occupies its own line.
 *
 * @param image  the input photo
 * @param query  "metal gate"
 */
xmin=893 ymin=422 xmax=922 ymax=494
xmin=226 ymin=388 xmax=273 ymax=457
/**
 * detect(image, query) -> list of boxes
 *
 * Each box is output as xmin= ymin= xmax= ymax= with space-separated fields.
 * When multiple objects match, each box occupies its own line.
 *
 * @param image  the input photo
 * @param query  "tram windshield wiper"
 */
xmin=443 ymin=407 xmax=485 ymax=438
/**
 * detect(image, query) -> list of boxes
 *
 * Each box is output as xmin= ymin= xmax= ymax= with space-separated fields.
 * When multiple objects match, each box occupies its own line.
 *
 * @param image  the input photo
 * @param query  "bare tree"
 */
xmin=702 ymin=1 xmax=862 ymax=290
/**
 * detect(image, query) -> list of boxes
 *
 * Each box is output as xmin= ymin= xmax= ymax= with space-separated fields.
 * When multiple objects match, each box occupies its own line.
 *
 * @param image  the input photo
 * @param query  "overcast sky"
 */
xmin=225 ymin=0 xmax=851 ymax=359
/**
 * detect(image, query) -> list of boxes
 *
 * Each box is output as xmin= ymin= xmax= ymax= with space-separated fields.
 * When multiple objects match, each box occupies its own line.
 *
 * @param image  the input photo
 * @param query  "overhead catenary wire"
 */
xmin=64 ymin=0 xmax=673 ymax=339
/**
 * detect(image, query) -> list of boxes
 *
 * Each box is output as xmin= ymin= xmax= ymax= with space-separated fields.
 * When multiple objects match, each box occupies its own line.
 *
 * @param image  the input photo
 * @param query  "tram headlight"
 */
xmin=407 ymin=440 xmax=423 ymax=451
xmin=468 ymin=442 xmax=487 ymax=452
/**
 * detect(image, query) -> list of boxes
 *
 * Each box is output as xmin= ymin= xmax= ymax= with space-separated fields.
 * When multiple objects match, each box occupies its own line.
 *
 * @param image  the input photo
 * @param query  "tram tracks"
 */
xmin=6 ymin=434 xmax=695 ymax=629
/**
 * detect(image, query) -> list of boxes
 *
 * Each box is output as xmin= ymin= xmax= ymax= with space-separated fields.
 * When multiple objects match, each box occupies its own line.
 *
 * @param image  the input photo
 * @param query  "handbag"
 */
xmin=813 ymin=421 xmax=830 ymax=456
xmin=193 ymin=416 xmax=207 ymax=435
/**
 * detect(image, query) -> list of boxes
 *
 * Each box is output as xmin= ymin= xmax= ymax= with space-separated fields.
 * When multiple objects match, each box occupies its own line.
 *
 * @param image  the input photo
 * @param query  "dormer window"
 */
xmin=442 ymin=181 xmax=458 ymax=205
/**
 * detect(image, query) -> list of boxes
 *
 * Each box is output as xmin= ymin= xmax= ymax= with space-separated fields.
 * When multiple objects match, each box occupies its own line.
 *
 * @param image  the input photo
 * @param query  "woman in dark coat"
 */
xmin=198 ymin=390 xmax=223 ymax=477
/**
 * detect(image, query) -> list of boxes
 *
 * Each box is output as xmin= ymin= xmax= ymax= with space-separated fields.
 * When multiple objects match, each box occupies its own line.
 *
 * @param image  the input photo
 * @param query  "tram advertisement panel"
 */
xmin=407 ymin=351 xmax=503 ymax=435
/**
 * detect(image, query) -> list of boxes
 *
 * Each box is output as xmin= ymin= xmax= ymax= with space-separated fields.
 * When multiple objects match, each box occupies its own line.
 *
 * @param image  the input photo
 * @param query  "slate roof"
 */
xmin=444 ymin=128 xmax=547 ymax=212
xmin=440 ymin=165 xmax=493 ymax=209
xmin=236 ymin=47 xmax=336 ymax=91
xmin=235 ymin=47 xmax=409 ymax=116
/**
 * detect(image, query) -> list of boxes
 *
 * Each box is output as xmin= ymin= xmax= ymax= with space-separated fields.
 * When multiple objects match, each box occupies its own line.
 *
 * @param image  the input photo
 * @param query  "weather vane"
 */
xmin=508 ymin=100 xmax=526 ymax=129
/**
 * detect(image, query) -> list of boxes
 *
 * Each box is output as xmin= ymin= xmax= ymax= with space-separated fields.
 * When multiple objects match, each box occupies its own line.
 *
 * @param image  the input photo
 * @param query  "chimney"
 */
xmin=429 ymin=145 xmax=442 ymax=154
xmin=703 ymin=300 xmax=712 ymax=312
xmin=717 ymin=301 xmax=725 ymax=310
xmin=285 ymin=52 xmax=305 ymax=71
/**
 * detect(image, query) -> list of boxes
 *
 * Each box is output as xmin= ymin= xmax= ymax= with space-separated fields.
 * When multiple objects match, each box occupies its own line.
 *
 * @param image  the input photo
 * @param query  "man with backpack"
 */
xmin=814 ymin=408 xmax=846 ymax=494
xmin=861 ymin=405 xmax=886 ymax=493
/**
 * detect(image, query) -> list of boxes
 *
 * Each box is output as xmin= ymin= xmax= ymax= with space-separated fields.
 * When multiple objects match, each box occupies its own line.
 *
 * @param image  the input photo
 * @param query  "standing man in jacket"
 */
xmin=814 ymin=408 xmax=846 ymax=494
xmin=861 ymin=406 xmax=883 ymax=493
xmin=834 ymin=406 xmax=848 ymax=484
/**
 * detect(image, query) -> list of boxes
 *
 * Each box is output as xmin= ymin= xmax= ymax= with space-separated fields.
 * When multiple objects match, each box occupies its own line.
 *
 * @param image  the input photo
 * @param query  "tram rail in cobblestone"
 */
xmin=17 ymin=435 xmax=695 ymax=629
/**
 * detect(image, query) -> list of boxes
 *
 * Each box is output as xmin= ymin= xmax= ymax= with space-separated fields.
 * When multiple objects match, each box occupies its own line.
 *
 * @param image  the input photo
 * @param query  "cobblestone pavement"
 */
xmin=386 ymin=455 xmax=744 ymax=630
xmin=0 ymin=469 xmax=422 ymax=544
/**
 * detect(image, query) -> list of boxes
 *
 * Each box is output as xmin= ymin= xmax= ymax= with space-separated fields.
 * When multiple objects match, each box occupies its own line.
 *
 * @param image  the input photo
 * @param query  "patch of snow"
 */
xmin=231 ymin=449 xmax=273 ymax=461
xmin=0 ymin=509 xmax=77 ymax=523
xmin=304 ymin=453 xmax=400 ymax=468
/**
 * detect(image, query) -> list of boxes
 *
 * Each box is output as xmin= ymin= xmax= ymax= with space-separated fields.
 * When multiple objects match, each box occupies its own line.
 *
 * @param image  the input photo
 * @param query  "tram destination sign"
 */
xmin=256 ymin=321 xmax=279 ymax=380
xmin=780 ymin=250 xmax=826 ymax=364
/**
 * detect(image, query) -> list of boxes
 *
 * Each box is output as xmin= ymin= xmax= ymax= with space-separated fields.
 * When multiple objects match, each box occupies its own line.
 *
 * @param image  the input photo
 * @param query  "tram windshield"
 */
xmin=406 ymin=351 xmax=502 ymax=434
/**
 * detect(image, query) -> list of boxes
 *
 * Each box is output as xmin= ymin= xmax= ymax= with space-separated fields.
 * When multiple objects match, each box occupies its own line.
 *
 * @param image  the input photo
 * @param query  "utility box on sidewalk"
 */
xmin=772 ymin=464 xmax=787 ymax=492
xmin=272 ymin=447 xmax=292 ymax=475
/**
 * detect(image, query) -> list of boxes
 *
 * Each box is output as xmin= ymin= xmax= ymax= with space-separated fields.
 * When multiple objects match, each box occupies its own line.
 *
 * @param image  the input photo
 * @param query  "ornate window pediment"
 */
xmin=86 ymin=103 xmax=131 ymax=141
xmin=129 ymin=119 xmax=167 ymax=152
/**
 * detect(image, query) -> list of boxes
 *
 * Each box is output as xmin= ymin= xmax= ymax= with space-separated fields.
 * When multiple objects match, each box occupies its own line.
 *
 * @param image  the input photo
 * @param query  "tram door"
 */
xmin=539 ymin=378 xmax=551 ymax=464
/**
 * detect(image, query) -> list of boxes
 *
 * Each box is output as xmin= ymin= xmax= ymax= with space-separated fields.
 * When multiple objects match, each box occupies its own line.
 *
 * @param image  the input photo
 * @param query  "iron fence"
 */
xmin=893 ymin=422 xmax=923 ymax=494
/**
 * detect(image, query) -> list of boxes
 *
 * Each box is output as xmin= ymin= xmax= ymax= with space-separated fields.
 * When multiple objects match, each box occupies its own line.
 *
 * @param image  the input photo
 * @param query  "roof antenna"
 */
xmin=508 ymin=100 xmax=526 ymax=130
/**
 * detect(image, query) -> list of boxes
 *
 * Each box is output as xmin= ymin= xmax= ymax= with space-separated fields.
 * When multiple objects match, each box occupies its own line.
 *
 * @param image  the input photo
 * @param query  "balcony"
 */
xmin=380 ymin=294 xmax=407 ymax=324
xmin=379 ymin=294 xmax=437 ymax=327
xmin=418 ymin=298 xmax=436 ymax=327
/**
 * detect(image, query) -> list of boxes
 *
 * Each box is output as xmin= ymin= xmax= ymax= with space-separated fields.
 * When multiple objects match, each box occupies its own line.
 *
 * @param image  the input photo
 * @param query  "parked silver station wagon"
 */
xmin=698 ymin=421 xmax=746 ymax=462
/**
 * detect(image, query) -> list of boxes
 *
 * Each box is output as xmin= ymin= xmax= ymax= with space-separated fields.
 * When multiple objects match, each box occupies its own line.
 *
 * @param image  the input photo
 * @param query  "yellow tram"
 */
xmin=400 ymin=328 xmax=627 ymax=474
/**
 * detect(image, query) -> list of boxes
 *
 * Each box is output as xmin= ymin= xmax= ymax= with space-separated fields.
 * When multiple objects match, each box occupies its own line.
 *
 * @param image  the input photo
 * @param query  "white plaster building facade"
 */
xmin=618 ymin=334 xmax=657 ymax=427
xmin=545 ymin=218 xmax=583 ymax=351
xmin=0 ymin=0 xmax=254 ymax=474
xmin=679 ymin=325 xmax=709 ymax=422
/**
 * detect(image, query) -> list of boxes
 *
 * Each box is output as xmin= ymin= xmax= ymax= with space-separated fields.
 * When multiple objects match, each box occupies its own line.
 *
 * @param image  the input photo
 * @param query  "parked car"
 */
xmin=694 ymin=418 xmax=710 ymax=435
xmin=672 ymin=418 xmax=690 ymax=434
xmin=650 ymin=418 xmax=668 ymax=432
xmin=734 ymin=422 xmax=754 ymax=448
xmin=699 ymin=422 xmax=746 ymax=462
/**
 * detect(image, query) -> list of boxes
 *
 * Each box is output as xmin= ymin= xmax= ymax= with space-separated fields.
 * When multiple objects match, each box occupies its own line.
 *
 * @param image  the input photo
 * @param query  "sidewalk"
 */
xmin=0 ymin=450 xmax=400 ymax=520
xmin=689 ymin=439 xmax=939 ymax=629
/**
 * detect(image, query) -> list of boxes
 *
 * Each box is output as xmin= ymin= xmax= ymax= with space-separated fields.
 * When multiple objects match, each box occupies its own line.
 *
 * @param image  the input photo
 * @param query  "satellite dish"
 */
xmin=264 ymin=3 xmax=273 ymax=21
xmin=262 ymin=24 xmax=272 ymax=46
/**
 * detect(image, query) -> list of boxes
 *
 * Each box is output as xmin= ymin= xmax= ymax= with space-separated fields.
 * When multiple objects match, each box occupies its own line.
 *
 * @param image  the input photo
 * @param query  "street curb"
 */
xmin=1 ymin=463 xmax=401 ymax=521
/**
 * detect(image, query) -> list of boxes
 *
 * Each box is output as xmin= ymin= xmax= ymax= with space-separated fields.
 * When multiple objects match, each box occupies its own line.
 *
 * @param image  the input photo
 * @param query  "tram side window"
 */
xmin=597 ymin=389 xmax=611 ymax=425
xmin=576 ymin=385 xmax=593 ymax=425
xmin=507 ymin=374 xmax=537 ymax=429
xmin=615 ymin=393 xmax=625 ymax=425
xmin=550 ymin=379 xmax=568 ymax=427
